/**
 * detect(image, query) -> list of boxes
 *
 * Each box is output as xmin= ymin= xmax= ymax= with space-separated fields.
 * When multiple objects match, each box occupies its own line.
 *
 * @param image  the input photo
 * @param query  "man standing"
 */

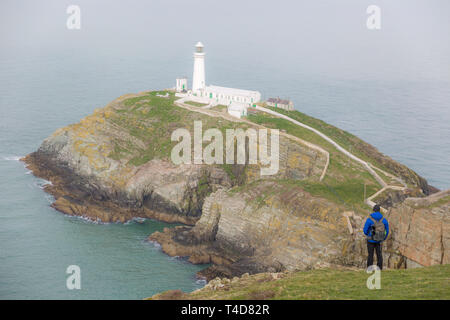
xmin=363 ymin=204 xmax=389 ymax=270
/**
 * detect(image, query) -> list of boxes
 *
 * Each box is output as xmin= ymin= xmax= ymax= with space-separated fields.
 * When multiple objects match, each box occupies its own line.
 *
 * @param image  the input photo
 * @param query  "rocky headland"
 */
xmin=23 ymin=90 xmax=449 ymax=281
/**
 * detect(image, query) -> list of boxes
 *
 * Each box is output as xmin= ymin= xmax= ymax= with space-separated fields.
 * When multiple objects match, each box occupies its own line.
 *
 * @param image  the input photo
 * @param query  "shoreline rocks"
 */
xmin=22 ymin=151 xmax=230 ymax=225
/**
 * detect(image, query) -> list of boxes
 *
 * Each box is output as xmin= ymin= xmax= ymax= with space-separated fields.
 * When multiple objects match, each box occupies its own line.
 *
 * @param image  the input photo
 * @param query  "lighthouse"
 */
xmin=175 ymin=42 xmax=261 ymax=119
xmin=192 ymin=42 xmax=206 ymax=93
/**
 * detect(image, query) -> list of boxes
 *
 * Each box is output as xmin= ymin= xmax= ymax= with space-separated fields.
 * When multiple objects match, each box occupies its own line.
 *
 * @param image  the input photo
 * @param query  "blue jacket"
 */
xmin=363 ymin=211 xmax=389 ymax=243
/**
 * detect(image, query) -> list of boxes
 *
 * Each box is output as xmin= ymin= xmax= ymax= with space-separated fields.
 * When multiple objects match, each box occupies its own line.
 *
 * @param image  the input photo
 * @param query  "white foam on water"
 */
xmin=147 ymin=240 xmax=162 ymax=249
xmin=124 ymin=217 xmax=147 ymax=225
xmin=195 ymin=278 xmax=207 ymax=286
xmin=66 ymin=213 xmax=110 ymax=225
xmin=44 ymin=193 xmax=55 ymax=204
xmin=2 ymin=155 xmax=22 ymax=161
xmin=35 ymin=178 xmax=52 ymax=189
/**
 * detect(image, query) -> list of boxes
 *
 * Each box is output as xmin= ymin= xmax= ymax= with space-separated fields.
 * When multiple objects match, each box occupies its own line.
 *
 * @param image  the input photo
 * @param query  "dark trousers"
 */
xmin=367 ymin=241 xmax=383 ymax=270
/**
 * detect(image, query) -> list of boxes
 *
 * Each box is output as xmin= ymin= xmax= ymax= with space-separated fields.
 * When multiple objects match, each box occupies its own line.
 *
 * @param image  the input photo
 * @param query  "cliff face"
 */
xmin=337 ymin=190 xmax=450 ymax=271
xmin=384 ymin=190 xmax=450 ymax=267
xmin=149 ymin=184 xmax=450 ymax=279
xmin=149 ymin=181 xmax=367 ymax=278
xmin=25 ymin=150 xmax=229 ymax=224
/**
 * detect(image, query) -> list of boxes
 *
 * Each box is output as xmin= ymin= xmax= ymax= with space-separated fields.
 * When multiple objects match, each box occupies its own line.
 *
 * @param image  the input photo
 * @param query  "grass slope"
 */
xmin=247 ymin=111 xmax=380 ymax=213
xmin=188 ymin=264 xmax=450 ymax=300
xmin=258 ymin=105 xmax=422 ymax=188
xmin=108 ymin=91 xmax=251 ymax=166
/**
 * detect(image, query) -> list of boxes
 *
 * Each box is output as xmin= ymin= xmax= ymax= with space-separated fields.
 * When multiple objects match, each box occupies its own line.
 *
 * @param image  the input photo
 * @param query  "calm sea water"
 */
xmin=1 ymin=0 xmax=449 ymax=299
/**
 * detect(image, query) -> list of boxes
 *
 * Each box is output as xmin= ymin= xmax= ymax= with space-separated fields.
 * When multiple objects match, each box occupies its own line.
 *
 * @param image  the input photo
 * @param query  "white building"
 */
xmin=227 ymin=102 xmax=248 ymax=119
xmin=176 ymin=77 xmax=187 ymax=92
xmin=198 ymin=85 xmax=261 ymax=107
xmin=178 ymin=42 xmax=261 ymax=117
xmin=192 ymin=42 xmax=206 ymax=93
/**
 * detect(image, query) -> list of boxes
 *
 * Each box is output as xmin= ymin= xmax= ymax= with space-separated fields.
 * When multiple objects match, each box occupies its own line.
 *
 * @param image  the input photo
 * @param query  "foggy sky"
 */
xmin=1 ymin=0 xmax=449 ymax=83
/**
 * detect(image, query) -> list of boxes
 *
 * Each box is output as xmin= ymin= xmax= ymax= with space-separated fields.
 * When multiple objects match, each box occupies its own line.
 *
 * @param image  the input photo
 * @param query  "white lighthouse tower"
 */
xmin=175 ymin=42 xmax=261 ymax=119
xmin=192 ymin=42 xmax=206 ymax=94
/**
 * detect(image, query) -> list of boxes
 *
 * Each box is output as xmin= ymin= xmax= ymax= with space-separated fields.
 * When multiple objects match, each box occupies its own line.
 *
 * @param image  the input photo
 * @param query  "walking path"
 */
xmin=174 ymin=97 xmax=330 ymax=181
xmin=254 ymin=106 xmax=409 ymax=212
xmin=255 ymin=106 xmax=388 ymax=188
xmin=174 ymin=96 xmax=407 ymax=212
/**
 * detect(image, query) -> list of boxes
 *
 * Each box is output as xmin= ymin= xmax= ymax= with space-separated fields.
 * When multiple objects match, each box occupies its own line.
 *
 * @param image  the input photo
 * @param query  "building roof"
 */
xmin=268 ymin=97 xmax=291 ymax=105
xmin=207 ymin=85 xmax=260 ymax=97
xmin=195 ymin=42 xmax=204 ymax=48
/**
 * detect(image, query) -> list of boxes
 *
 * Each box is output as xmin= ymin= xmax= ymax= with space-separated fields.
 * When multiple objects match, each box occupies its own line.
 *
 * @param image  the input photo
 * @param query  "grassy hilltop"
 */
xmin=102 ymin=90 xmax=428 ymax=215
xmin=106 ymin=91 xmax=250 ymax=166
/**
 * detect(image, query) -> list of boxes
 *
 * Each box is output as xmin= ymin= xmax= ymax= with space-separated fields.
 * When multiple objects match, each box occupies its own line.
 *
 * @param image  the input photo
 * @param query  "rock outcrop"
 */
xmin=384 ymin=190 xmax=450 ymax=267
xmin=338 ymin=190 xmax=450 ymax=270
xmin=149 ymin=180 xmax=368 ymax=279
xmin=25 ymin=149 xmax=229 ymax=224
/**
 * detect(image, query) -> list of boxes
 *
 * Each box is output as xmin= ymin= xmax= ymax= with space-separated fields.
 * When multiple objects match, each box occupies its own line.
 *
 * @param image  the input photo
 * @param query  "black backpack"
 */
xmin=369 ymin=215 xmax=386 ymax=242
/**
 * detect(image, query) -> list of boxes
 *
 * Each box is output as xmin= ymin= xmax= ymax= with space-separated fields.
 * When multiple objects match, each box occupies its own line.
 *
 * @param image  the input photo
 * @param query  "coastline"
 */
xmin=21 ymin=152 xmax=199 ymax=225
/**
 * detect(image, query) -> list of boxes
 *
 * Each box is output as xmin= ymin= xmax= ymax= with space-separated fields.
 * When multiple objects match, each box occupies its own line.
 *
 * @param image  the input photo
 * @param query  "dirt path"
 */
xmin=175 ymin=97 xmax=406 ymax=212
xmin=254 ymin=106 xmax=408 ymax=212
xmin=174 ymin=97 xmax=330 ymax=181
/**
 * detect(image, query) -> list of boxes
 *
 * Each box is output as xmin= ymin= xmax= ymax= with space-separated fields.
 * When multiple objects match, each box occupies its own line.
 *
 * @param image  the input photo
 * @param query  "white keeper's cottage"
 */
xmin=176 ymin=42 xmax=261 ymax=118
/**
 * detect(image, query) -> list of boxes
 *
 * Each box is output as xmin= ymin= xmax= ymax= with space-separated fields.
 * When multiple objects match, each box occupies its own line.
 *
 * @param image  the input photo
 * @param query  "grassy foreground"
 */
xmin=183 ymin=265 xmax=450 ymax=300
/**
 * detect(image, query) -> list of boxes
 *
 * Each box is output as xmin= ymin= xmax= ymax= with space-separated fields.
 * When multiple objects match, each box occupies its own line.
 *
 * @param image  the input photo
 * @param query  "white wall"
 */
xmin=176 ymin=78 xmax=187 ymax=92
xmin=192 ymin=53 xmax=205 ymax=92
xmin=201 ymin=87 xmax=261 ymax=106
